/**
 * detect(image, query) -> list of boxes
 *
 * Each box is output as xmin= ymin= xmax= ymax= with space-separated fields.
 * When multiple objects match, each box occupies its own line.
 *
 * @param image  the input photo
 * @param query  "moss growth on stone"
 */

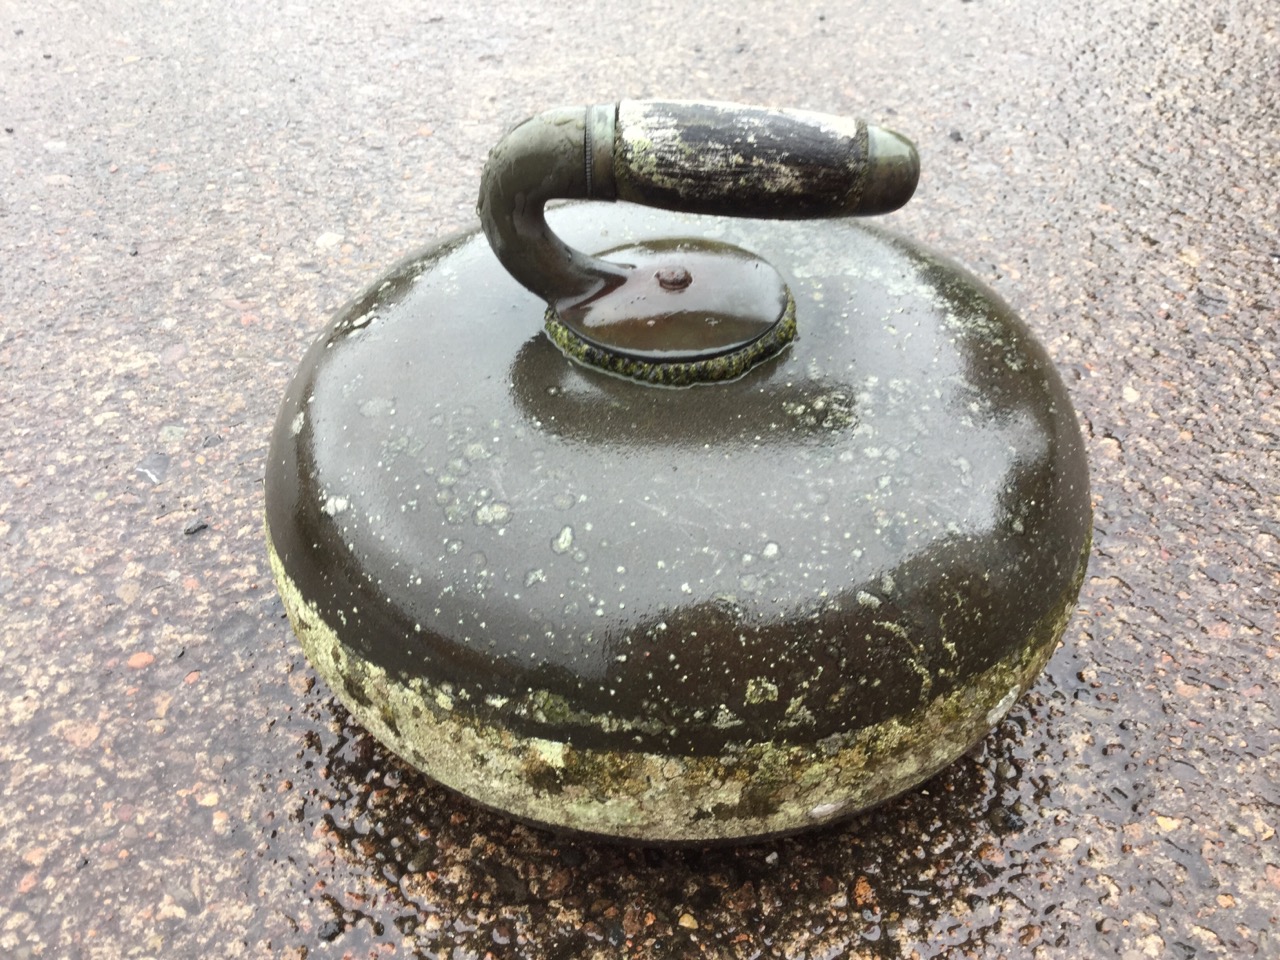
xmin=266 ymin=520 xmax=1090 ymax=844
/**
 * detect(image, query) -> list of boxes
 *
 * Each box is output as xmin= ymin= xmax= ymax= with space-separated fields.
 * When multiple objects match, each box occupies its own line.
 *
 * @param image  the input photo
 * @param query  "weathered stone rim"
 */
xmin=267 ymin=520 xmax=1089 ymax=843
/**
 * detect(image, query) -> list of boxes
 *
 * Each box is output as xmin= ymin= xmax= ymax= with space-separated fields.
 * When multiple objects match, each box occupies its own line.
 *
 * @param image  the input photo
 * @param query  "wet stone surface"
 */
xmin=1 ymin=0 xmax=1277 ymax=958
xmin=263 ymin=207 xmax=1092 ymax=842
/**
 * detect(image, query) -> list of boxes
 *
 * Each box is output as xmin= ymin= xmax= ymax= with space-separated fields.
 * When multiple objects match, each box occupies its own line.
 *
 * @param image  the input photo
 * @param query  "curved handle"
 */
xmin=477 ymin=100 xmax=919 ymax=307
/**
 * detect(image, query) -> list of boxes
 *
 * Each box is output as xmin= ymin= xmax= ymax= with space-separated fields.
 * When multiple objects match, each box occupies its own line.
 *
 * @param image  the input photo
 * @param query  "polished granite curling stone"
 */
xmin=265 ymin=101 xmax=1091 ymax=843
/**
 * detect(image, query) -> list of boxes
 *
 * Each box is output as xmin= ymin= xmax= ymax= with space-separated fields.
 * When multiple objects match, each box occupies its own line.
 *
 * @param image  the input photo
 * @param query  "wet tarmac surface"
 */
xmin=1 ymin=1 xmax=1276 ymax=957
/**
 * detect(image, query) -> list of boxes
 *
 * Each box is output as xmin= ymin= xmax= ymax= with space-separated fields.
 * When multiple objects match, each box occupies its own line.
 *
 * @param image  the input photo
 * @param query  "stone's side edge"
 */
xmin=267 ymin=522 xmax=1090 ymax=844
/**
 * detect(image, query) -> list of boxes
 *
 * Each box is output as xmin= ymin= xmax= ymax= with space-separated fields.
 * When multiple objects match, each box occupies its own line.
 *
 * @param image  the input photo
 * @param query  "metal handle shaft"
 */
xmin=477 ymin=100 xmax=919 ymax=306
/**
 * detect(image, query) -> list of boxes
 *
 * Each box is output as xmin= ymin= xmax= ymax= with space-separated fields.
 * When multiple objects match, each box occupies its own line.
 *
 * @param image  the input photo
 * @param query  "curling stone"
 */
xmin=265 ymin=101 xmax=1091 ymax=843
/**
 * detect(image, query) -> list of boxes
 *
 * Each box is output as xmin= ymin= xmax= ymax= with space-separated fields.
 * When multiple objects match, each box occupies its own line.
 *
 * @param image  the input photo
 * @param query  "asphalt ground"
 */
xmin=1 ymin=1 xmax=1276 ymax=957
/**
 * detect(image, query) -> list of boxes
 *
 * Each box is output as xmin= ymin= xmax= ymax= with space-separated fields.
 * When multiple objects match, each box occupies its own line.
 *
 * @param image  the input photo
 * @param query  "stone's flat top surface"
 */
xmin=1 ymin=1 xmax=1275 ymax=958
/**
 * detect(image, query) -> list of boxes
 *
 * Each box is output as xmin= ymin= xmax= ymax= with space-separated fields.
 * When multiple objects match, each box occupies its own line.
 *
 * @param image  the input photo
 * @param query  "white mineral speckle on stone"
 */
xmin=290 ymin=411 xmax=305 ymax=436
xmin=762 ymin=542 xmax=780 ymax=560
xmin=551 ymin=526 xmax=574 ymax=554
xmin=857 ymin=590 xmax=881 ymax=609
xmin=808 ymin=801 xmax=846 ymax=820
xmin=322 ymin=495 xmax=349 ymax=516
xmin=986 ymin=686 xmax=1020 ymax=727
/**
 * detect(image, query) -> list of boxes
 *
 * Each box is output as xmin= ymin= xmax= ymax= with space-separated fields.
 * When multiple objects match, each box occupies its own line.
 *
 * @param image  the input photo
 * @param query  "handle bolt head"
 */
xmin=656 ymin=266 xmax=693 ymax=291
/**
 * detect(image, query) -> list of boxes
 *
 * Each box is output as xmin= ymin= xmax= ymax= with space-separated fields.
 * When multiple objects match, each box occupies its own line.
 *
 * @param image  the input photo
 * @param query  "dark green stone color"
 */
xmin=265 ymin=204 xmax=1091 ymax=842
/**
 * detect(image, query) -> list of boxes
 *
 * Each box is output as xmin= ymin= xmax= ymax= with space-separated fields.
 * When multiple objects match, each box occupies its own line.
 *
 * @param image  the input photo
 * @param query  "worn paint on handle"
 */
xmin=614 ymin=100 xmax=918 ymax=219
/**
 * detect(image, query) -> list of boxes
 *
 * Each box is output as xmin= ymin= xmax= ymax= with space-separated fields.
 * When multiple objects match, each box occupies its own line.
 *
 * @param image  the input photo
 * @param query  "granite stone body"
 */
xmin=265 ymin=205 xmax=1091 ymax=841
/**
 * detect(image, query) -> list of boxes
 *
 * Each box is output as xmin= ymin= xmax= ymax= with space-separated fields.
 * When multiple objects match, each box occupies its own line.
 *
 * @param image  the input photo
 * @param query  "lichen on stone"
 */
xmin=543 ymin=296 xmax=796 ymax=388
xmin=266 ymin=521 xmax=1090 ymax=843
